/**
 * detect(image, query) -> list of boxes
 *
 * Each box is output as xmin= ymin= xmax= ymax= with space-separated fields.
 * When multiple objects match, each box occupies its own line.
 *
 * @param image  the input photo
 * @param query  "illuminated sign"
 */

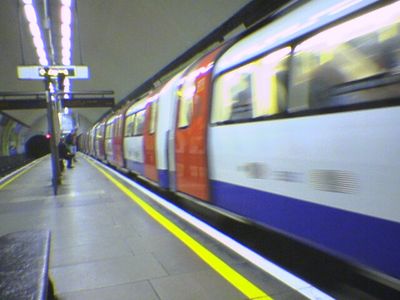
xmin=17 ymin=65 xmax=89 ymax=80
xmin=38 ymin=67 xmax=75 ymax=77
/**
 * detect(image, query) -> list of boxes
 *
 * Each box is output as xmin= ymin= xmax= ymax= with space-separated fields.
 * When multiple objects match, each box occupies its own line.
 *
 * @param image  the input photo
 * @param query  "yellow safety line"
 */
xmin=0 ymin=164 xmax=34 ymax=190
xmin=86 ymin=158 xmax=272 ymax=300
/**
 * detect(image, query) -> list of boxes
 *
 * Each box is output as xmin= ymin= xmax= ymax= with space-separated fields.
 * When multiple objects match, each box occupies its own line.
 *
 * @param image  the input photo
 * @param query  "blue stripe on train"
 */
xmin=158 ymin=169 xmax=169 ymax=189
xmin=126 ymin=160 xmax=144 ymax=176
xmin=210 ymin=180 xmax=400 ymax=280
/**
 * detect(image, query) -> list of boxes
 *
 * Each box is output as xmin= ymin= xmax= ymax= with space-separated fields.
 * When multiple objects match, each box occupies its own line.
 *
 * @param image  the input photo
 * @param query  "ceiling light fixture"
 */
xmin=60 ymin=0 xmax=73 ymax=97
xmin=22 ymin=0 xmax=48 ymax=66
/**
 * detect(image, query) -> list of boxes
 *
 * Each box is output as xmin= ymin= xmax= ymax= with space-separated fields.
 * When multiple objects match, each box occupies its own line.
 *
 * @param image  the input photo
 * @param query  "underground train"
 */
xmin=79 ymin=0 xmax=400 ymax=281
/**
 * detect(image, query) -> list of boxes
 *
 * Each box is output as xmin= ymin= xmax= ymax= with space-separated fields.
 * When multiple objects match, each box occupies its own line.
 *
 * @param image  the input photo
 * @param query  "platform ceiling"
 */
xmin=0 ymin=0 xmax=265 ymax=133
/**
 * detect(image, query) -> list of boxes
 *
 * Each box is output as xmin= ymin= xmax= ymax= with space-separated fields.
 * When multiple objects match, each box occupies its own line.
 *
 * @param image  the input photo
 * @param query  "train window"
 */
xmin=129 ymin=115 xmax=135 ymax=136
xmin=95 ymin=127 xmax=100 ymax=139
xmin=105 ymin=122 xmax=113 ymax=139
xmin=124 ymin=114 xmax=135 ymax=137
xmin=100 ymin=124 xmax=105 ymax=137
xmin=116 ymin=115 xmax=123 ymax=137
xmin=134 ymin=110 xmax=145 ymax=136
xmin=211 ymin=47 xmax=290 ymax=124
xmin=112 ymin=120 xmax=117 ymax=137
xmin=177 ymin=71 xmax=196 ymax=128
xmin=256 ymin=47 xmax=290 ymax=115
xmin=110 ymin=123 xmax=114 ymax=137
xmin=96 ymin=124 xmax=104 ymax=139
xmin=289 ymin=2 xmax=400 ymax=111
xmin=149 ymin=100 xmax=158 ymax=134
xmin=211 ymin=64 xmax=255 ymax=123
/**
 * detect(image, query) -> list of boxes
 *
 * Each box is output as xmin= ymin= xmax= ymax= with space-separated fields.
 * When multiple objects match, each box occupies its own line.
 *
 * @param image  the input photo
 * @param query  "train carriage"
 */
xmin=86 ymin=0 xmax=400 ymax=282
xmin=209 ymin=0 xmax=400 ymax=279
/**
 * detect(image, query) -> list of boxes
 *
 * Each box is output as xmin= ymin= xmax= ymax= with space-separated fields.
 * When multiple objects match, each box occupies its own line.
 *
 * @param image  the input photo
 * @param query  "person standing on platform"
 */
xmin=65 ymin=132 xmax=77 ymax=163
xmin=58 ymin=138 xmax=73 ymax=169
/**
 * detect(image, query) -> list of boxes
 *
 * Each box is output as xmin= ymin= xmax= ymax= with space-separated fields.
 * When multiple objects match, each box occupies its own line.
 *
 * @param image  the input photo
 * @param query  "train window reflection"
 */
xmin=95 ymin=124 xmax=103 ymax=139
xmin=290 ymin=2 xmax=400 ymax=111
xmin=149 ymin=100 xmax=158 ymax=134
xmin=105 ymin=121 xmax=113 ymax=139
xmin=115 ymin=115 xmax=122 ymax=137
xmin=178 ymin=73 xmax=196 ymax=128
xmin=134 ymin=110 xmax=145 ymax=136
xmin=211 ymin=63 xmax=253 ymax=123
xmin=211 ymin=47 xmax=289 ymax=124
xmin=230 ymin=73 xmax=253 ymax=120
xmin=258 ymin=47 xmax=290 ymax=115
xmin=124 ymin=114 xmax=135 ymax=137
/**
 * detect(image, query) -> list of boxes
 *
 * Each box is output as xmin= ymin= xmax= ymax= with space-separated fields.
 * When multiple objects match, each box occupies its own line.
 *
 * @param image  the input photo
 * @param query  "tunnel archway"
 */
xmin=25 ymin=135 xmax=50 ymax=158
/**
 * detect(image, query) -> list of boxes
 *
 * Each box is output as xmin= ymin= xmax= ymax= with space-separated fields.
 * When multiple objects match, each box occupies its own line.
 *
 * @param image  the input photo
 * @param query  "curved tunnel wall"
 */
xmin=0 ymin=111 xmax=92 ymax=161
xmin=0 ymin=113 xmax=30 ymax=156
xmin=0 ymin=112 xmax=52 ymax=160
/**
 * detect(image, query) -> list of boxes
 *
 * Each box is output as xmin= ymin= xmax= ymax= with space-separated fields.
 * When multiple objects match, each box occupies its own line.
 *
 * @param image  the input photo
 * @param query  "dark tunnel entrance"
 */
xmin=25 ymin=135 xmax=50 ymax=158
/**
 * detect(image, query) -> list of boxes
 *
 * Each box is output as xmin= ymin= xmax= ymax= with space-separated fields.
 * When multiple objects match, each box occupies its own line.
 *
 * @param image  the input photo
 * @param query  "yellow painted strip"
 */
xmin=87 ymin=158 xmax=273 ymax=300
xmin=0 ymin=165 xmax=33 ymax=190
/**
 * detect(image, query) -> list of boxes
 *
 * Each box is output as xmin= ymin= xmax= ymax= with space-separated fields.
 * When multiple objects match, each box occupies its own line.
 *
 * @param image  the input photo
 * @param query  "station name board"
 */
xmin=38 ymin=67 xmax=75 ymax=77
xmin=17 ymin=65 xmax=89 ymax=80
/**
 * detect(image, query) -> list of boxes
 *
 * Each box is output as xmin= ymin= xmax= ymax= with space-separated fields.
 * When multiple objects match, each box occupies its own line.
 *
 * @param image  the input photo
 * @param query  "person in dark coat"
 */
xmin=58 ymin=138 xmax=73 ymax=169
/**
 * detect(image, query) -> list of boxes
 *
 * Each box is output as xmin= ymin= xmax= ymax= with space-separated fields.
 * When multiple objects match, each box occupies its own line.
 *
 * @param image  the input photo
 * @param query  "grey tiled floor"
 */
xmin=0 ymin=155 xmax=307 ymax=300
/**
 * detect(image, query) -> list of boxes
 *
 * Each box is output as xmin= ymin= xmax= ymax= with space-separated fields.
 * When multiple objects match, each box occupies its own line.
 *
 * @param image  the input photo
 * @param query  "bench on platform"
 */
xmin=0 ymin=230 xmax=54 ymax=300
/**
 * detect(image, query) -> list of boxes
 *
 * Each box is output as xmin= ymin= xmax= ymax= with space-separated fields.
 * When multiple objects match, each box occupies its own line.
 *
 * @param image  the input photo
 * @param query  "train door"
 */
xmin=96 ymin=121 xmax=106 ymax=161
xmin=113 ymin=110 xmax=125 ymax=168
xmin=174 ymin=47 xmax=223 ymax=201
xmin=144 ymin=95 xmax=159 ymax=182
xmin=104 ymin=116 xmax=115 ymax=163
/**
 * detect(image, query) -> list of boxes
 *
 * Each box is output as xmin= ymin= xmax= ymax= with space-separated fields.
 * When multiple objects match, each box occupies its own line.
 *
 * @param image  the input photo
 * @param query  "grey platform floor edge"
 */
xmin=0 ymin=155 xmax=308 ymax=300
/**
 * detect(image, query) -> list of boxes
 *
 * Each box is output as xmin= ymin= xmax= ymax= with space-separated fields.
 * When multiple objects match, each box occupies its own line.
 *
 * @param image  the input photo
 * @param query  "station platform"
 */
xmin=0 ymin=154 xmax=332 ymax=300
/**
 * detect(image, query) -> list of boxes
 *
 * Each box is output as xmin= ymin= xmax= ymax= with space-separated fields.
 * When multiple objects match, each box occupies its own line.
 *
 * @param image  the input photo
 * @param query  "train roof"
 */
xmin=125 ymin=97 xmax=148 ymax=116
xmin=214 ymin=0 xmax=378 ymax=76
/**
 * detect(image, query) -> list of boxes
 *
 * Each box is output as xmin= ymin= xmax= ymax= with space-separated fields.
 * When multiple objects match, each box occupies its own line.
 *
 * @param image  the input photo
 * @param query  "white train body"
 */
xmin=209 ymin=0 xmax=400 ymax=278
xmin=89 ymin=0 xmax=400 ymax=280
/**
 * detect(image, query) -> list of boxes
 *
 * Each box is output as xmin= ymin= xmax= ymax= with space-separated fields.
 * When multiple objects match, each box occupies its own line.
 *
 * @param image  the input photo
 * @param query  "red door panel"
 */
xmin=175 ymin=47 xmax=224 ymax=201
xmin=144 ymin=98 xmax=158 ymax=182
xmin=113 ymin=109 xmax=126 ymax=169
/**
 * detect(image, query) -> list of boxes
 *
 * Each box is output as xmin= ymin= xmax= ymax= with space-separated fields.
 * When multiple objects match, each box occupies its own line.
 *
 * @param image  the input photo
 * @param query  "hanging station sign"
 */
xmin=17 ymin=65 xmax=89 ymax=80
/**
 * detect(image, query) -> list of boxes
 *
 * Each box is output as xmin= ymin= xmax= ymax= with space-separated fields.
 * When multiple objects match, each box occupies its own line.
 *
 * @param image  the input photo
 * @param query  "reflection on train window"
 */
xmin=178 ymin=71 xmax=196 ymax=128
xmin=95 ymin=125 xmax=101 ymax=139
xmin=211 ymin=47 xmax=290 ymax=124
xmin=231 ymin=73 xmax=253 ymax=120
xmin=114 ymin=116 xmax=120 ymax=137
xmin=105 ymin=122 xmax=113 ymax=139
xmin=129 ymin=115 xmax=135 ymax=136
xmin=134 ymin=110 xmax=145 ymax=136
xmin=97 ymin=124 xmax=105 ymax=139
xmin=290 ymin=4 xmax=400 ymax=111
xmin=149 ymin=100 xmax=158 ymax=134
xmin=258 ymin=47 xmax=290 ymax=115
xmin=124 ymin=114 xmax=135 ymax=137
xmin=117 ymin=116 xmax=124 ymax=137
